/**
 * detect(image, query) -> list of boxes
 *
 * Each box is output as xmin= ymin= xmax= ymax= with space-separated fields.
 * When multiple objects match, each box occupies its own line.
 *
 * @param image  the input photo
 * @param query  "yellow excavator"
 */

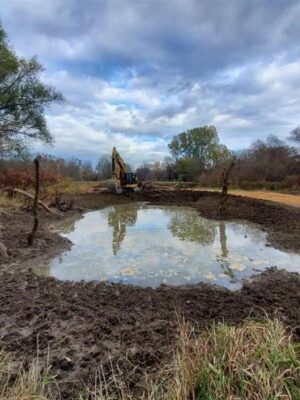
xmin=107 ymin=147 xmax=139 ymax=193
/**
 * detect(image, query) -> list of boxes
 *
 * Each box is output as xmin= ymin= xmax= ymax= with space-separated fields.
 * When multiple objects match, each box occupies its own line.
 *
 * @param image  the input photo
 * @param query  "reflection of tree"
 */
xmin=56 ymin=213 xmax=84 ymax=234
xmin=216 ymin=222 xmax=235 ymax=279
xmin=167 ymin=211 xmax=216 ymax=245
xmin=107 ymin=204 xmax=139 ymax=255
xmin=219 ymin=221 xmax=228 ymax=258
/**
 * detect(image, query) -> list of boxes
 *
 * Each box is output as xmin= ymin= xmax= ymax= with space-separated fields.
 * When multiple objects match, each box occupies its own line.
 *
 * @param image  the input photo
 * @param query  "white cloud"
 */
xmin=1 ymin=0 xmax=300 ymax=162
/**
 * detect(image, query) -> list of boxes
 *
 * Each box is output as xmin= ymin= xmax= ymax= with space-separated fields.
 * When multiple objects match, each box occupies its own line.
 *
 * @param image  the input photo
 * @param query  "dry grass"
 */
xmin=0 ymin=193 xmax=22 ymax=209
xmin=39 ymin=178 xmax=101 ymax=199
xmin=0 ymin=179 xmax=101 ymax=209
xmin=82 ymin=318 xmax=300 ymax=400
xmin=0 ymin=348 xmax=54 ymax=400
xmin=166 ymin=318 xmax=300 ymax=400
xmin=1 ymin=319 xmax=299 ymax=399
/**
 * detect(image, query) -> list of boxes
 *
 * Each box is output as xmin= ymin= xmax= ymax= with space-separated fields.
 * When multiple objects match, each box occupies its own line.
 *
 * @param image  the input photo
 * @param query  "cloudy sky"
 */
xmin=1 ymin=0 xmax=300 ymax=165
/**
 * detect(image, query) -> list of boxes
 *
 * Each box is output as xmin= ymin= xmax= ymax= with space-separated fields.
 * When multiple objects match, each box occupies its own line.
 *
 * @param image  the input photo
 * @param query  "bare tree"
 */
xmin=28 ymin=157 xmax=40 ymax=246
xmin=288 ymin=126 xmax=300 ymax=147
xmin=96 ymin=154 xmax=112 ymax=179
xmin=219 ymin=157 xmax=236 ymax=214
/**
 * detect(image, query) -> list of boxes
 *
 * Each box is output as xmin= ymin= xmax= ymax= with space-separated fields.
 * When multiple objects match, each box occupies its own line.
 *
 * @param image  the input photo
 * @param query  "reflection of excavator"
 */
xmin=107 ymin=204 xmax=139 ymax=255
xmin=107 ymin=147 xmax=139 ymax=194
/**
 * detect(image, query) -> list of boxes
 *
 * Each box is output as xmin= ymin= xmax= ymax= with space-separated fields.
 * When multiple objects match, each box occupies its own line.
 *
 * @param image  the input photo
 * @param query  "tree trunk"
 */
xmin=219 ymin=157 xmax=236 ymax=214
xmin=27 ymin=157 xmax=40 ymax=246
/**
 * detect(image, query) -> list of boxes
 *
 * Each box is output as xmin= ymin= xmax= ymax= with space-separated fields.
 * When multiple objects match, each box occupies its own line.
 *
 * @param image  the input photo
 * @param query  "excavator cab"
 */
xmin=124 ymin=172 xmax=137 ymax=185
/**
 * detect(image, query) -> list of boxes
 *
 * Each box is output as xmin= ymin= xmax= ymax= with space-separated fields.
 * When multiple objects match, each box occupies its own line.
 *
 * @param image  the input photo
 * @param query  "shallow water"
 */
xmin=46 ymin=202 xmax=300 ymax=289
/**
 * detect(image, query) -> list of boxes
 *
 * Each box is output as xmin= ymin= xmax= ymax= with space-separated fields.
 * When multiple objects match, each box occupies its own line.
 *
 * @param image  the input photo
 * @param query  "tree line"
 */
xmin=136 ymin=126 xmax=300 ymax=190
xmin=1 ymin=125 xmax=300 ymax=191
xmin=199 ymin=130 xmax=300 ymax=190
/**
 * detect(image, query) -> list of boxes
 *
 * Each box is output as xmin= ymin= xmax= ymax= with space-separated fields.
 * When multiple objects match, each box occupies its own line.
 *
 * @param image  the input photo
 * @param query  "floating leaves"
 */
xmin=229 ymin=263 xmax=246 ymax=271
xmin=120 ymin=267 xmax=138 ymax=276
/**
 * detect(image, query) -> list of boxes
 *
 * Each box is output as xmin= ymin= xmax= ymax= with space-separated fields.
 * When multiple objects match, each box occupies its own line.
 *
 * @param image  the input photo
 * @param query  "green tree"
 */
xmin=0 ymin=24 xmax=64 ymax=156
xmin=168 ymin=126 xmax=230 ymax=168
xmin=175 ymin=157 xmax=204 ymax=182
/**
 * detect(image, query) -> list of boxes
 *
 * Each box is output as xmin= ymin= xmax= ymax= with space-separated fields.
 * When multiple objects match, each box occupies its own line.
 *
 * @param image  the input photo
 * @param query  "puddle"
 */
xmin=44 ymin=203 xmax=300 ymax=289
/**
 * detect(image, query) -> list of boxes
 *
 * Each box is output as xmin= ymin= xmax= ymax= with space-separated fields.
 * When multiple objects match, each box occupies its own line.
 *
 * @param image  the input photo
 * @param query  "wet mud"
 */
xmin=1 ymin=190 xmax=300 ymax=398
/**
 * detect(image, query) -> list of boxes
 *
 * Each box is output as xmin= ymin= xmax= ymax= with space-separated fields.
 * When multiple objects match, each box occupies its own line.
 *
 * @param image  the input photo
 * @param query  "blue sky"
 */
xmin=1 ymin=0 xmax=300 ymax=165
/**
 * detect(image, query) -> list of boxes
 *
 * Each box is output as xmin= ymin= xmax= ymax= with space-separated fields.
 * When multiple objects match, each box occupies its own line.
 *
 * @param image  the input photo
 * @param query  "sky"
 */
xmin=1 ymin=0 xmax=300 ymax=166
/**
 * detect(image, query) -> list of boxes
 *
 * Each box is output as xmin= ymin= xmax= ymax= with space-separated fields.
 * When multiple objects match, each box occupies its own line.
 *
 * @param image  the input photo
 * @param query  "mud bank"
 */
xmin=1 ymin=269 xmax=300 ymax=398
xmin=1 ymin=190 xmax=300 ymax=398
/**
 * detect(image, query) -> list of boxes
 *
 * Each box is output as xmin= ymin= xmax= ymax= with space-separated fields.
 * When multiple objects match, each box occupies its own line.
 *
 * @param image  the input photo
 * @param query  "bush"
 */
xmin=238 ymin=180 xmax=266 ymax=190
xmin=279 ymin=175 xmax=300 ymax=190
xmin=0 ymin=168 xmax=60 ymax=189
xmin=265 ymin=182 xmax=281 ymax=191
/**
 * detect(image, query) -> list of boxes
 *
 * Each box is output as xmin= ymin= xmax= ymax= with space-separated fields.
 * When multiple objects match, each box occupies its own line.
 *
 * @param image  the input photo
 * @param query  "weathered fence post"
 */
xmin=219 ymin=157 xmax=237 ymax=215
xmin=28 ymin=157 xmax=40 ymax=246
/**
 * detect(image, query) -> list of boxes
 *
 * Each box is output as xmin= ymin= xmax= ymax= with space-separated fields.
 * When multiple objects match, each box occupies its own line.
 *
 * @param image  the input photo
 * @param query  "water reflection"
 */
xmin=45 ymin=203 xmax=300 ymax=289
xmin=108 ymin=204 xmax=139 ymax=255
xmin=107 ymin=204 xmax=217 ymax=255
xmin=52 ymin=212 xmax=84 ymax=234
xmin=217 ymin=222 xmax=235 ymax=280
xmin=167 ymin=210 xmax=216 ymax=245
xmin=219 ymin=222 xmax=228 ymax=258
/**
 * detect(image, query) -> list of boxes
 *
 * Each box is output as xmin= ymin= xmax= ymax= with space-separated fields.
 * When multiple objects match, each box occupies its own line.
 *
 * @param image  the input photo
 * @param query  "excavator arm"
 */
xmin=112 ymin=147 xmax=126 ymax=181
xmin=109 ymin=147 xmax=139 ymax=193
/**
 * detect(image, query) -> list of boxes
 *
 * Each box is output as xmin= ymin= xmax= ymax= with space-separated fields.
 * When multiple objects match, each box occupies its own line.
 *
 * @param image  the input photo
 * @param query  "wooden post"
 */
xmin=219 ymin=157 xmax=236 ymax=215
xmin=28 ymin=157 xmax=40 ymax=246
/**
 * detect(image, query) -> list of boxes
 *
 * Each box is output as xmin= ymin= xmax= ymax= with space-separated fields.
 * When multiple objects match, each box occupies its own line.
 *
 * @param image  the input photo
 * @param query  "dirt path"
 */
xmin=196 ymin=188 xmax=300 ymax=208
xmin=229 ymin=190 xmax=300 ymax=207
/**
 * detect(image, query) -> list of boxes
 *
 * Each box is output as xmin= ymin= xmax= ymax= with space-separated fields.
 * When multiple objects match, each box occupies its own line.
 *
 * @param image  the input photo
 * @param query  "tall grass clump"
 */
xmin=0 ymin=348 xmax=54 ymax=400
xmin=165 ymin=318 xmax=300 ymax=400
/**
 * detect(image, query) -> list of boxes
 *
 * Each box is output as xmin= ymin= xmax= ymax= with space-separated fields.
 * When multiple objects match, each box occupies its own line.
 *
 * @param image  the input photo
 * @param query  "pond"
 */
xmin=46 ymin=202 xmax=300 ymax=289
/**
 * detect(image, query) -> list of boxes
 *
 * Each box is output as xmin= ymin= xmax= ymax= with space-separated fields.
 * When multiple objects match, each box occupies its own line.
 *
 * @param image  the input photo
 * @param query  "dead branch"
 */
xmin=13 ymin=188 xmax=54 ymax=214
xmin=219 ymin=157 xmax=237 ymax=214
xmin=27 ymin=157 xmax=40 ymax=246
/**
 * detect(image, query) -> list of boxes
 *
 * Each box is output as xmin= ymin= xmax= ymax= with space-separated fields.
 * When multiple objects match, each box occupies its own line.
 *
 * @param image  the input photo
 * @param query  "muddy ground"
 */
xmin=1 ymin=190 xmax=300 ymax=398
